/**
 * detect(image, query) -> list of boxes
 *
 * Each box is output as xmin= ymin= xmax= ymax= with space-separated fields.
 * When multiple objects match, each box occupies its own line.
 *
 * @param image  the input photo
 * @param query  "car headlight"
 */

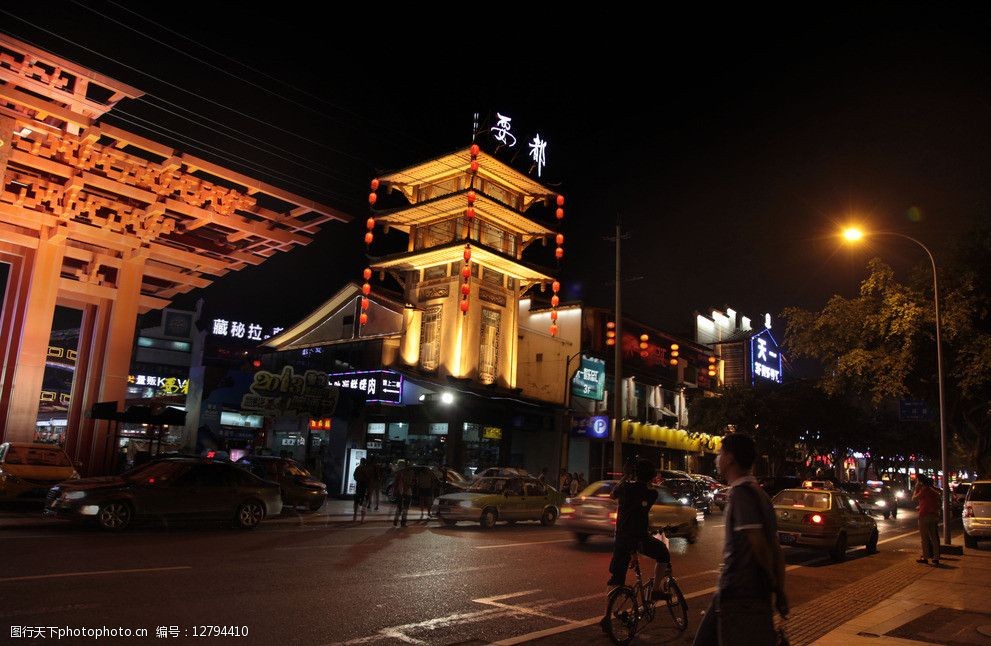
xmin=875 ymin=499 xmax=886 ymax=507
xmin=895 ymin=490 xmax=905 ymax=499
xmin=60 ymin=491 xmax=86 ymax=501
xmin=680 ymin=497 xmax=690 ymax=505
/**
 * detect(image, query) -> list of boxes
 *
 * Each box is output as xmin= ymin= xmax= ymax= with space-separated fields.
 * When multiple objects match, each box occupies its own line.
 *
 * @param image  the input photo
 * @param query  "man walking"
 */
xmin=393 ymin=467 xmax=413 ymax=527
xmin=693 ymin=434 xmax=788 ymax=646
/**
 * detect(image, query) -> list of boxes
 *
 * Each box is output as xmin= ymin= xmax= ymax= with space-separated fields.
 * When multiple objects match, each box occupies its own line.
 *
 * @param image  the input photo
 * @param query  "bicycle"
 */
xmin=604 ymin=534 xmax=688 ymax=645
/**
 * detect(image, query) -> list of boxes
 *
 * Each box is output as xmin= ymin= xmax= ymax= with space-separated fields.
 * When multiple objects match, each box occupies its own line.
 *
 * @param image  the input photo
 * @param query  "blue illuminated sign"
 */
xmin=589 ymin=416 xmax=610 ymax=439
xmin=750 ymin=329 xmax=783 ymax=384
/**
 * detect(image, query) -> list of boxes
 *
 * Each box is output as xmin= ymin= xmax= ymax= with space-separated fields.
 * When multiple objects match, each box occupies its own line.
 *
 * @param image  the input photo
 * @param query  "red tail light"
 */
xmin=206 ymin=451 xmax=216 ymax=459
xmin=803 ymin=513 xmax=825 ymax=525
xmin=964 ymin=504 xmax=974 ymax=518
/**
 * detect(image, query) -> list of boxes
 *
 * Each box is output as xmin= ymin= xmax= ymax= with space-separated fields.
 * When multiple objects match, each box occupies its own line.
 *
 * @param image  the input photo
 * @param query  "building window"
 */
xmin=420 ymin=305 xmax=442 ymax=371
xmin=482 ymin=267 xmax=504 ymax=287
xmin=536 ymin=353 xmax=543 ymax=362
xmin=423 ymin=264 xmax=448 ymax=281
xmin=478 ymin=309 xmax=501 ymax=385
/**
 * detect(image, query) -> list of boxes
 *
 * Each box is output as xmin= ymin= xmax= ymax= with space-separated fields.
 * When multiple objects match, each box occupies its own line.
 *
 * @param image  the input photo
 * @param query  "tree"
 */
xmin=782 ymin=228 xmax=991 ymax=476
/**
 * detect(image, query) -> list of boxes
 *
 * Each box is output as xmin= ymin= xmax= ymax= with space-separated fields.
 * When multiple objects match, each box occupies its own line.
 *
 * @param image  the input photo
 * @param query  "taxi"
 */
xmin=0 ymin=442 xmax=79 ymax=503
xmin=773 ymin=487 xmax=878 ymax=561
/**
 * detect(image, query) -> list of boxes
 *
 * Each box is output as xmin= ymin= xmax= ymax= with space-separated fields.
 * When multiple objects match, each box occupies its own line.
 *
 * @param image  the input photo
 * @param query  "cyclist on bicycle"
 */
xmin=605 ymin=458 xmax=671 ymax=600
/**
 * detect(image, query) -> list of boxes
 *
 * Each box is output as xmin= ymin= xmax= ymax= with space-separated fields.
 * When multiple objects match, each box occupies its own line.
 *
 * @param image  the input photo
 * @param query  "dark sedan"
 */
xmin=838 ymin=481 xmax=898 ymax=519
xmin=45 ymin=458 xmax=282 ymax=531
xmin=236 ymin=455 xmax=327 ymax=511
xmin=663 ymin=477 xmax=711 ymax=515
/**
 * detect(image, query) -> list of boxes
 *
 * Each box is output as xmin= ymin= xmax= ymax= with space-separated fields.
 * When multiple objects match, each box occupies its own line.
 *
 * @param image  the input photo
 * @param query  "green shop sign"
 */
xmin=571 ymin=355 xmax=605 ymax=401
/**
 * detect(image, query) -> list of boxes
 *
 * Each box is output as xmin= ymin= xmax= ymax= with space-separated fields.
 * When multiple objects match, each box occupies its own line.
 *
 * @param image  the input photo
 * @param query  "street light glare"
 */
xmin=842 ymin=227 xmax=864 ymax=242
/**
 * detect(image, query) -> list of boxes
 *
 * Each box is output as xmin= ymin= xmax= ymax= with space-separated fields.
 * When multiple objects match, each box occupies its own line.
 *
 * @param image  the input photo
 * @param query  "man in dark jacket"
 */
xmin=600 ymin=458 xmax=671 ymax=632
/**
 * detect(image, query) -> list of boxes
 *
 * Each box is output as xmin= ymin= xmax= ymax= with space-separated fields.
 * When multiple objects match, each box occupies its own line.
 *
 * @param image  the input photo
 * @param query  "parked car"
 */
xmin=772 ymin=487 xmax=878 ymax=561
xmin=0 ymin=442 xmax=79 ymax=504
xmin=386 ymin=465 xmax=468 ymax=501
xmin=837 ymin=481 xmax=898 ymax=519
xmin=559 ymin=479 xmax=700 ymax=544
xmin=951 ymin=482 xmax=972 ymax=516
xmin=963 ymin=480 xmax=991 ymax=548
xmin=45 ymin=457 xmax=282 ymax=531
xmin=235 ymin=455 xmax=327 ymax=511
xmin=655 ymin=469 xmax=693 ymax=482
xmin=663 ymin=477 xmax=711 ymax=515
xmin=691 ymin=474 xmax=723 ymax=491
xmin=758 ymin=476 xmax=802 ymax=497
xmin=472 ymin=466 xmax=529 ymax=479
xmin=434 ymin=476 xmax=564 ymax=528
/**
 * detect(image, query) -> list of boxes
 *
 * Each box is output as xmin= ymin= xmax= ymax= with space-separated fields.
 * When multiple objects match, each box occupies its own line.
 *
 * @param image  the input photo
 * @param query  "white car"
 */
xmin=963 ymin=480 xmax=991 ymax=548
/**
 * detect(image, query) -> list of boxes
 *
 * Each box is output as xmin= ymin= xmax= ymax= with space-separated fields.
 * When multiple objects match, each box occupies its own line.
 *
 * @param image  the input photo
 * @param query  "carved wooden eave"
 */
xmin=378 ymin=148 xmax=556 ymax=210
xmin=369 ymin=241 xmax=555 ymax=283
xmin=0 ymin=35 xmax=352 ymax=313
xmin=374 ymin=189 xmax=554 ymax=240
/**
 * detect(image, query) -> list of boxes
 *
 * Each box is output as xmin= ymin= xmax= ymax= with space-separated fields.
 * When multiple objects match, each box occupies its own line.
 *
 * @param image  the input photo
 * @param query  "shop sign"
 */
xmin=327 ymin=370 xmax=403 ymax=404
xmin=366 ymin=439 xmax=383 ymax=450
xmin=750 ymin=329 xmax=783 ymax=384
xmin=482 ymin=426 xmax=502 ymax=440
xmin=428 ymin=423 xmax=449 ymax=436
xmin=241 ymin=366 xmax=339 ymax=417
xmin=128 ymin=374 xmax=188 ymax=395
xmin=367 ymin=422 xmax=386 ymax=435
xmin=220 ymin=411 xmax=263 ymax=428
xmin=211 ymin=318 xmax=283 ymax=341
xmin=571 ymin=356 xmax=606 ymax=401
xmin=309 ymin=418 xmax=332 ymax=431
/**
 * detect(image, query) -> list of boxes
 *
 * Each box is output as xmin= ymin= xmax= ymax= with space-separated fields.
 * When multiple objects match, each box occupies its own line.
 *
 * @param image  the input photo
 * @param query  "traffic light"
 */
xmin=606 ymin=321 xmax=616 ymax=346
xmin=708 ymin=356 xmax=717 ymax=377
xmin=669 ymin=343 xmax=679 ymax=366
xmin=639 ymin=334 xmax=649 ymax=358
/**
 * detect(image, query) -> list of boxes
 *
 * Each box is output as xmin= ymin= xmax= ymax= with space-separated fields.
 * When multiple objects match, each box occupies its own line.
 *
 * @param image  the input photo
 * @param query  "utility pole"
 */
xmin=611 ymin=222 xmax=626 ymax=477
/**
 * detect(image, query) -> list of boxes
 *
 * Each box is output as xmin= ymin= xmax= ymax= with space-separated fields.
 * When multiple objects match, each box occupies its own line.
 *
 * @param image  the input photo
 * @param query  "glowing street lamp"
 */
xmin=842 ymin=226 xmax=952 ymax=546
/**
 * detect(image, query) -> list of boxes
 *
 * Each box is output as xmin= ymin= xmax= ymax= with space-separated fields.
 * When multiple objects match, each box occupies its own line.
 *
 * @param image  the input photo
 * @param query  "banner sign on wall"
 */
xmin=328 ymin=370 xmax=403 ymax=404
xmin=571 ymin=355 xmax=606 ymax=401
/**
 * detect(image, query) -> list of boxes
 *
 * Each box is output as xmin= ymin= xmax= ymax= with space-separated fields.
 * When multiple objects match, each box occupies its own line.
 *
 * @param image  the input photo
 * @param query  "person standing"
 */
xmin=368 ymin=456 xmax=382 ymax=511
xmin=693 ymin=434 xmax=788 ymax=646
xmin=913 ymin=475 xmax=941 ymax=566
xmin=417 ymin=468 xmax=435 ymax=519
xmin=392 ymin=467 xmax=412 ymax=527
xmin=352 ymin=458 xmax=369 ymax=523
xmin=570 ymin=472 xmax=581 ymax=497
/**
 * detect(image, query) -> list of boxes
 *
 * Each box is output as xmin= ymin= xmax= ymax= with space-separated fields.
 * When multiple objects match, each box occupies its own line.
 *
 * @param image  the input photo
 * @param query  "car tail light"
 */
xmin=964 ymin=504 xmax=974 ymax=518
xmin=803 ymin=513 xmax=825 ymax=525
xmin=609 ymin=511 xmax=618 ymax=524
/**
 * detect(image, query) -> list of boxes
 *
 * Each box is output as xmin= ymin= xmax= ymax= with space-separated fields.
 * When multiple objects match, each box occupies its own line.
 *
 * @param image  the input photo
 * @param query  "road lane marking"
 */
xmin=879 ymin=529 xmax=920 ymax=545
xmin=329 ymin=607 xmax=508 ymax=645
xmin=400 ymin=564 xmax=501 ymax=579
xmin=0 ymin=565 xmax=191 ymax=583
xmin=473 ymin=589 xmax=573 ymax=623
xmin=474 ymin=538 xmax=573 ymax=549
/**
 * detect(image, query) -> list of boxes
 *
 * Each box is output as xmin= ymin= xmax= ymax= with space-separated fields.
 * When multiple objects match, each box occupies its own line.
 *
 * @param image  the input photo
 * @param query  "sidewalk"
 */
xmin=801 ymin=542 xmax=991 ymax=646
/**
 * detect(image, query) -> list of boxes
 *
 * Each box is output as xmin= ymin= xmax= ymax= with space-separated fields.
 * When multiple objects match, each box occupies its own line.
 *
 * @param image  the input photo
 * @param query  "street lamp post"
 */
xmin=843 ymin=228 xmax=952 ymax=546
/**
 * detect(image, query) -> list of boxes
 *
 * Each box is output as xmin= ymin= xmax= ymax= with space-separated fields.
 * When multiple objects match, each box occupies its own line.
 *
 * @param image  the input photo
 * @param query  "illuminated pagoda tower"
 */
xmin=362 ymin=144 xmax=565 ymax=388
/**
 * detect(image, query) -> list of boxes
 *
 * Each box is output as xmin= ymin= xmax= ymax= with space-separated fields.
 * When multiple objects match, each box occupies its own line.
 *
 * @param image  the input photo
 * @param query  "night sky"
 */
xmin=5 ymin=4 xmax=990 ymax=337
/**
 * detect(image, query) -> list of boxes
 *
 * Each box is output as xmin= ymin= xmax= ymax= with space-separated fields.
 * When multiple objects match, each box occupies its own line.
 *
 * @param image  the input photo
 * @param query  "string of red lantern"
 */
xmin=459 ymin=144 xmax=480 ymax=316
xmin=360 ymin=178 xmax=380 ymax=328
xmin=549 ymin=193 xmax=565 ymax=337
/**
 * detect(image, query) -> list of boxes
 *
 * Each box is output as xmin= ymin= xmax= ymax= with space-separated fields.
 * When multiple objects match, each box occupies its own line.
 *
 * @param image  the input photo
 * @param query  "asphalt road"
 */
xmin=0 ymin=505 xmax=932 ymax=645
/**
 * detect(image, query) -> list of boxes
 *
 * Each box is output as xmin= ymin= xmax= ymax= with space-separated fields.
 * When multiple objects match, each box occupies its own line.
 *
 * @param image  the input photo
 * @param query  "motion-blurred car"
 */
xmin=45 ymin=457 xmax=282 ymax=531
xmin=773 ymin=488 xmax=878 ymax=561
xmin=386 ymin=465 xmax=468 ymax=501
xmin=0 ymin=442 xmax=79 ymax=503
xmin=663 ymin=477 xmax=711 ymax=515
xmin=472 ymin=466 xmax=529 ymax=479
xmin=558 ymin=480 xmax=700 ymax=544
xmin=963 ymin=480 xmax=991 ymax=548
xmin=434 ymin=476 xmax=563 ymax=528
xmin=712 ymin=485 xmax=730 ymax=511
xmin=838 ymin=481 xmax=898 ymax=519
xmin=235 ymin=455 xmax=327 ymax=511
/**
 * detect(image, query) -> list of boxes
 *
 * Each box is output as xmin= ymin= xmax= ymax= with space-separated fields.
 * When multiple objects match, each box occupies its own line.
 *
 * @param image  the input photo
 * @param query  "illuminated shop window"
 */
xmin=420 ymin=305 xmax=442 ymax=371
xmin=478 ymin=309 xmax=501 ymax=385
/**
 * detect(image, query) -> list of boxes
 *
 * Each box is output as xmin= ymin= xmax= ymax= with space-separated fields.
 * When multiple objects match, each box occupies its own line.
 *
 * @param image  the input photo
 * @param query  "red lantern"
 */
xmin=461 ymin=266 xmax=471 ymax=279
xmin=550 ymin=323 xmax=559 ymax=336
xmin=359 ymin=313 xmax=368 ymax=326
xmin=465 ymin=207 xmax=475 ymax=219
xmin=463 ymin=248 xmax=472 ymax=262
xmin=361 ymin=283 xmax=371 ymax=295
xmin=363 ymin=267 xmax=372 ymax=281
xmin=360 ymin=297 xmax=369 ymax=311
xmin=641 ymin=350 xmax=649 ymax=358
xmin=552 ymin=280 xmax=560 ymax=293
xmin=368 ymin=192 xmax=377 ymax=205
xmin=461 ymin=283 xmax=471 ymax=296
xmin=550 ymin=310 xmax=558 ymax=321
xmin=551 ymin=295 xmax=560 ymax=307
xmin=555 ymin=233 xmax=564 ymax=245
xmin=366 ymin=217 xmax=375 ymax=230
xmin=370 ymin=178 xmax=380 ymax=191
xmin=470 ymin=144 xmax=480 ymax=157
xmin=460 ymin=300 xmax=470 ymax=313
xmin=556 ymin=208 xmax=564 ymax=220
xmin=555 ymin=247 xmax=564 ymax=259
xmin=364 ymin=232 xmax=374 ymax=245
xmin=556 ymin=195 xmax=565 ymax=206
xmin=467 ymin=191 xmax=477 ymax=204
xmin=470 ymin=160 xmax=479 ymax=172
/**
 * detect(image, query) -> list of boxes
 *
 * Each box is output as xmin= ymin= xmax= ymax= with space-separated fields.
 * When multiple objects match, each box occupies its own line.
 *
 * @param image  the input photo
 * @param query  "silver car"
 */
xmin=963 ymin=480 xmax=991 ymax=548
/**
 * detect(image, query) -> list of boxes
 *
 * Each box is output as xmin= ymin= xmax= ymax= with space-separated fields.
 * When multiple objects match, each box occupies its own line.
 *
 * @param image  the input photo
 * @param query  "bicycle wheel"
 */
xmin=663 ymin=577 xmax=689 ymax=632
xmin=605 ymin=586 xmax=639 ymax=645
